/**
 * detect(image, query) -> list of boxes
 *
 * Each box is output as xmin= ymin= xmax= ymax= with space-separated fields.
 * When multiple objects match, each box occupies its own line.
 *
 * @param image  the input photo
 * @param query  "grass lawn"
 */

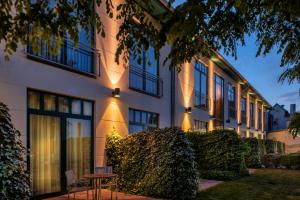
xmin=197 ymin=169 xmax=300 ymax=200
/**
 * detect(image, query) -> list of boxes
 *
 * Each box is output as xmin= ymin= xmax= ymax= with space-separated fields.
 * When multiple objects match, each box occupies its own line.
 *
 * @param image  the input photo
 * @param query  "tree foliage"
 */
xmin=0 ymin=102 xmax=31 ymax=199
xmin=0 ymin=0 xmax=299 ymax=83
xmin=288 ymin=112 xmax=300 ymax=138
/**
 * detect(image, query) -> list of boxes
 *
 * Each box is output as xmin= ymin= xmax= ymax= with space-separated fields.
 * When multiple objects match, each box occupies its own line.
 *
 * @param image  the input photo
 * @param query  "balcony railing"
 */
xmin=194 ymin=90 xmax=208 ymax=109
xmin=129 ymin=65 xmax=163 ymax=97
xmin=27 ymin=38 xmax=99 ymax=76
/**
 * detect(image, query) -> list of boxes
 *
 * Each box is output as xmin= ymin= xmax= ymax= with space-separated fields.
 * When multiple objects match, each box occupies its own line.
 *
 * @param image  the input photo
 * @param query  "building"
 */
xmin=0 ymin=0 xmax=271 ymax=198
xmin=268 ymin=103 xmax=291 ymax=131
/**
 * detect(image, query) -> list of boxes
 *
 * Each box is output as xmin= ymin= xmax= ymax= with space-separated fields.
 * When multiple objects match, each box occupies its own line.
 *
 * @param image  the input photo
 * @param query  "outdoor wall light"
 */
xmin=112 ymin=88 xmax=120 ymax=98
xmin=247 ymin=127 xmax=250 ymax=129
xmin=185 ymin=107 xmax=192 ymax=113
xmin=237 ymin=122 xmax=242 ymax=126
xmin=209 ymin=115 xmax=216 ymax=120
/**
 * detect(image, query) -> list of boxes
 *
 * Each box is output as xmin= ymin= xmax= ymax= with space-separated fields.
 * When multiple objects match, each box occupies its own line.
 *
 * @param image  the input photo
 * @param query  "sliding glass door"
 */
xmin=30 ymin=115 xmax=61 ymax=195
xmin=28 ymin=90 xmax=93 ymax=197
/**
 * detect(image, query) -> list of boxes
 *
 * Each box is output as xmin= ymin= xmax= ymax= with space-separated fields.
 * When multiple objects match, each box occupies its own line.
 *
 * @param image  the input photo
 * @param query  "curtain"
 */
xmin=66 ymin=119 xmax=91 ymax=180
xmin=30 ymin=114 xmax=61 ymax=195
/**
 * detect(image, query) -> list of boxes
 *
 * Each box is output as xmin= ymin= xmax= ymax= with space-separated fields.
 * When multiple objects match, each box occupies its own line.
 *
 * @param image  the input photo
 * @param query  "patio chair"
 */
xmin=65 ymin=170 xmax=91 ymax=200
xmin=95 ymin=166 xmax=118 ymax=200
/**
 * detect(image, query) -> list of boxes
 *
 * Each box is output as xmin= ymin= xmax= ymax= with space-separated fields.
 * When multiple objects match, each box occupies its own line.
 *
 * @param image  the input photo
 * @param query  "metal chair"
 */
xmin=65 ymin=170 xmax=91 ymax=200
xmin=95 ymin=166 xmax=118 ymax=200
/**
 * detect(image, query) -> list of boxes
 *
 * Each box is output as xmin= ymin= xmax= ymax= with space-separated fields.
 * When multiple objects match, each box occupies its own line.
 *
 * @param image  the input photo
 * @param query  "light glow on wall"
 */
xmin=236 ymin=83 xmax=241 ymax=134
xmin=208 ymin=60 xmax=214 ymax=131
xmin=182 ymin=113 xmax=192 ymax=132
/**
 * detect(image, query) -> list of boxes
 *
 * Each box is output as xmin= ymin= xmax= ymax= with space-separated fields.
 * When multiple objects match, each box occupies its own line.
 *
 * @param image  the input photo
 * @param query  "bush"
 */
xmin=280 ymin=153 xmax=300 ymax=169
xmin=106 ymin=127 xmax=198 ymax=200
xmin=0 ymin=102 xmax=31 ymax=199
xmin=261 ymin=154 xmax=281 ymax=168
xmin=243 ymin=138 xmax=263 ymax=168
xmin=265 ymin=140 xmax=285 ymax=154
xmin=186 ymin=130 xmax=248 ymax=180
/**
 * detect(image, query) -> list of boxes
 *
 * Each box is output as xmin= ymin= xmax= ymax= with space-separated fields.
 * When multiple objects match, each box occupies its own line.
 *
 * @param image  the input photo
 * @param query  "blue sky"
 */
xmin=173 ymin=0 xmax=300 ymax=112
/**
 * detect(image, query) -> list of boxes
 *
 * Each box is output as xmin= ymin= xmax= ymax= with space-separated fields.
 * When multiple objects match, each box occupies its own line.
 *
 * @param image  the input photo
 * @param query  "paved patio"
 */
xmin=44 ymin=189 xmax=158 ymax=200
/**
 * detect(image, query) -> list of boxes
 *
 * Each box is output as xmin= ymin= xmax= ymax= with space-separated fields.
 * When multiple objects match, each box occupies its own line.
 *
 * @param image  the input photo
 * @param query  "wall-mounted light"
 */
xmin=237 ymin=122 xmax=242 ymax=126
xmin=247 ymin=127 xmax=250 ymax=129
xmin=112 ymin=88 xmax=120 ymax=98
xmin=209 ymin=115 xmax=216 ymax=120
xmin=185 ymin=107 xmax=192 ymax=113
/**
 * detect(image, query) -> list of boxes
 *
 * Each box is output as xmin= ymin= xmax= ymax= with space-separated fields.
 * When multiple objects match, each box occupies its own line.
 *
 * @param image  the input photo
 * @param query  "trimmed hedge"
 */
xmin=186 ymin=130 xmax=249 ymax=180
xmin=265 ymin=139 xmax=285 ymax=154
xmin=243 ymin=138 xmax=263 ymax=168
xmin=106 ymin=127 xmax=198 ymax=200
xmin=280 ymin=153 xmax=300 ymax=169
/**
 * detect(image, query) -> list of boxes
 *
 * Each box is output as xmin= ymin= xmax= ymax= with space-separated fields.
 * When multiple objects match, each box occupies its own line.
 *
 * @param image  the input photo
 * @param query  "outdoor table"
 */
xmin=83 ymin=173 xmax=118 ymax=200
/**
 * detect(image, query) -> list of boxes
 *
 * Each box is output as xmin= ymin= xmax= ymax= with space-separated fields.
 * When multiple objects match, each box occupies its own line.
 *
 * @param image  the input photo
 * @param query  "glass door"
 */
xmin=30 ymin=114 xmax=61 ymax=196
xmin=66 ymin=118 xmax=92 ymax=180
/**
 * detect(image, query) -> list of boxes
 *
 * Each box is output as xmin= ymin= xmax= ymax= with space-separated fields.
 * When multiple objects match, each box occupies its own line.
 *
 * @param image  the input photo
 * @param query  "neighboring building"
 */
xmin=268 ymin=103 xmax=290 ymax=131
xmin=0 ymin=1 xmax=271 ymax=198
xmin=290 ymin=104 xmax=296 ymax=116
xmin=268 ymin=129 xmax=300 ymax=154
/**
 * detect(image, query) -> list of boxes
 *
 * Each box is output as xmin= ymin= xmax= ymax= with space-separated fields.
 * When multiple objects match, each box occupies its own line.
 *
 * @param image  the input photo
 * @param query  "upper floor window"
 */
xmin=228 ymin=83 xmax=236 ymax=119
xmin=194 ymin=61 xmax=208 ymax=109
xmin=250 ymin=102 xmax=255 ymax=127
xmin=241 ymin=97 xmax=247 ymax=124
xmin=27 ymin=1 xmax=96 ymax=75
xmin=214 ymin=74 xmax=224 ymax=129
xmin=129 ymin=108 xmax=159 ymax=134
xmin=129 ymin=47 xmax=163 ymax=97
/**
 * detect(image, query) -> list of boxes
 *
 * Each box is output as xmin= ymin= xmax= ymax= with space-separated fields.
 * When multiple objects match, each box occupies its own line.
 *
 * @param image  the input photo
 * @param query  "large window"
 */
xmin=258 ymin=108 xmax=262 ymax=130
xmin=241 ymin=97 xmax=247 ymax=124
xmin=194 ymin=120 xmax=208 ymax=133
xmin=250 ymin=102 xmax=255 ymax=127
xmin=129 ymin=108 xmax=159 ymax=134
xmin=214 ymin=74 xmax=224 ymax=129
xmin=27 ymin=1 xmax=95 ymax=75
xmin=228 ymin=83 xmax=236 ymax=119
xmin=28 ymin=90 xmax=93 ymax=197
xmin=129 ymin=47 xmax=163 ymax=96
xmin=194 ymin=61 xmax=208 ymax=109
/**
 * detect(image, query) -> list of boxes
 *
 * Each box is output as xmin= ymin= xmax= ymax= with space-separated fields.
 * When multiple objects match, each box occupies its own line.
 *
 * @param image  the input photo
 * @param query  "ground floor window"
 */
xmin=28 ymin=90 xmax=93 ymax=197
xmin=193 ymin=120 xmax=207 ymax=133
xmin=129 ymin=108 xmax=159 ymax=134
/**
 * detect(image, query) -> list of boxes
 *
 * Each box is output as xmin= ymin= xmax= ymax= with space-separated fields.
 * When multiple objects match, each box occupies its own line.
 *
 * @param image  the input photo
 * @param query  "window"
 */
xmin=129 ymin=108 xmax=159 ymax=134
xmin=258 ymin=108 xmax=262 ymax=130
xmin=194 ymin=120 xmax=207 ymax=133
xmin=228 ymin=83 xmax=236 ymax=119
xmin=250 ymin=102 xmax=254 ymax=127
xmin=214 ymin=74 xmax=224 ymax=129
xmin=27 ymin=2 xmax=95 ymax=75
xmin=129 ymin=47 xmax=162 ymax=96
xmin=28 ymin=90 xmax=93 ymax=197
xmin=194 ymin=61 xmax=208 ymax=109
xmin=241 ymin=97 xmax=247 ymax=124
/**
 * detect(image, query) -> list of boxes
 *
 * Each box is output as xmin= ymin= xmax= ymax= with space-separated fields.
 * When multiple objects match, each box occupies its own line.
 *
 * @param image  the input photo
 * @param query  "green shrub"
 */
xmin=106 ymin=127 xmax=198 ymax=200
xmin=277 ymin=141 xmax=285 ymax=154
xmin=280 ymin=153 xmax=300 ymax=169
xmin=199 ymin=170 xmax=249 ymax=181
xmin=262 ymin=154 xmax=281 ymax=168
xmin=186 ymin=130 xmax=248 ymax=180
xmin=265 ymin=140 xmax=285 ymax=154
xmin=0 ymin=102 xmax=31 ymax=199
xmin=243 ymin=138 xmax=263 ymax=168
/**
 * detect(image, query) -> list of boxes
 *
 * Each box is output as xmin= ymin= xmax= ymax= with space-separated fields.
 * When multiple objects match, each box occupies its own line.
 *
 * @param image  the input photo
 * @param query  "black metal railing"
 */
xmin=129 ymin=65 xmax=163 ymax=97
xmin=194 ymin=90 xmax=208 ymax=109
xmin=27 ymin=38 xmax=99 ymax=75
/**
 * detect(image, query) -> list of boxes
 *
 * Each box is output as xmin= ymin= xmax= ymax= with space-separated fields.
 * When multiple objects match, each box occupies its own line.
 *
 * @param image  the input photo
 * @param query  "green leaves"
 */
xmin=288 ymin=112 xmax=300 ymax=138
xmin=0 ymin=102 xmax=31 ymax=199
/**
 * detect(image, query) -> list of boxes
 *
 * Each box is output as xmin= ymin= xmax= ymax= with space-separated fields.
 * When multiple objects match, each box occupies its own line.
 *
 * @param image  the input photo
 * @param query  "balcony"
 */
xmin=129 ymin=65 xmax=163 ymax=97
xmin=194 ymin=90 xmax=208 ymax=109
xmin=27 ymin=39 xmax=99 ymax=76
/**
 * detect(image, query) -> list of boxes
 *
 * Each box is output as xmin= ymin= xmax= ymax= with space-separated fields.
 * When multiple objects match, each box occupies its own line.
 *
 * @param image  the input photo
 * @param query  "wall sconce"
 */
xmin=185 ymin=107 xmax=192 ymax=113
xmin=209 ymin=115 xmax=216 ymax=120
xmin=237 ymin=122 xmax=242 ymax=126
xmin=247 ymin=127 xmax=250 ymax=129
xmin=112 ymin=88 xmax=120 ymax=98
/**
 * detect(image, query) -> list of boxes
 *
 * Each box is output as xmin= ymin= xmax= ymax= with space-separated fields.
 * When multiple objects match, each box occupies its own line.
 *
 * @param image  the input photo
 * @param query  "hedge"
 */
xmin=280 ymin=153 xmax=300 ymax=169
xmin=106 ymin=127 xmax=198 ymax=200
xmin=265 ymin=139 xmax=285 ymax=154
xmin=186 ymin=130 xmax=248 ymax=180
xmin=243 ymin=138 xmax=263 ymax=168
